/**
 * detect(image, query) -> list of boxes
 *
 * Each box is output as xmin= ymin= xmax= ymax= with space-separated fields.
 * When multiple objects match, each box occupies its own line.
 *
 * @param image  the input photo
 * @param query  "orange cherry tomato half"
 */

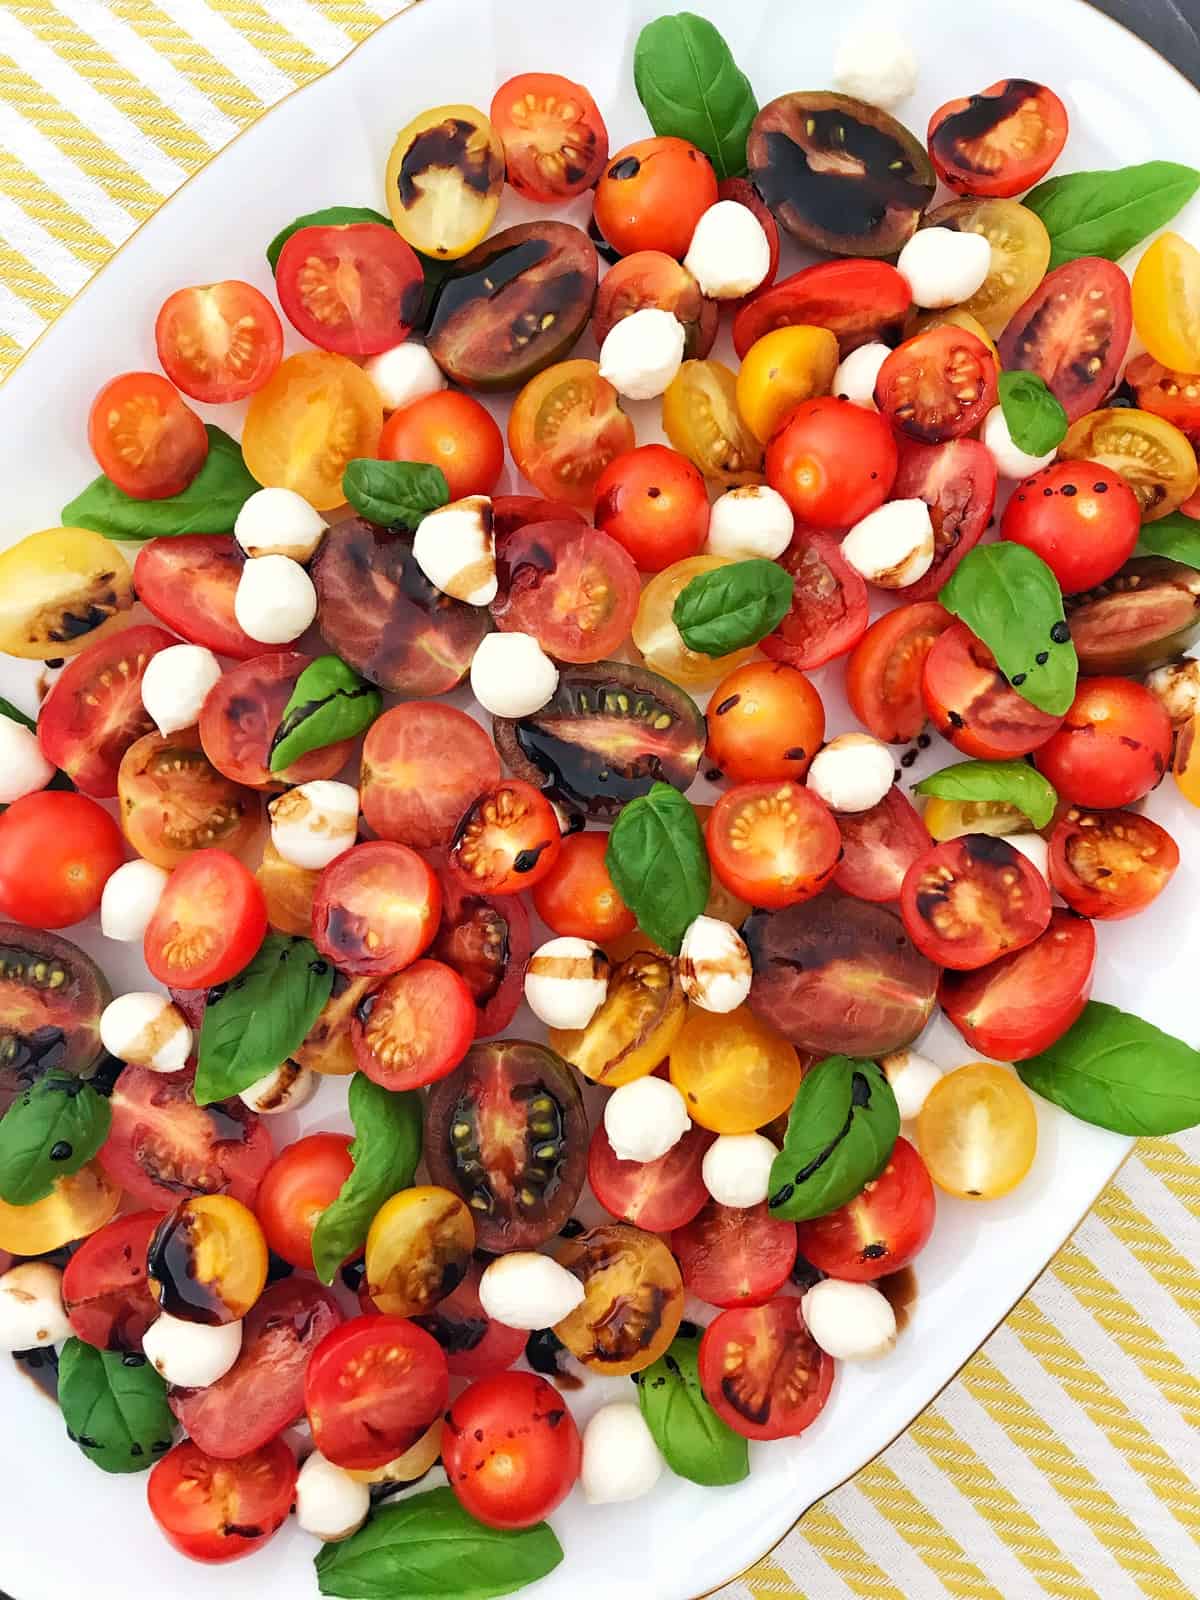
xmin=490 ymin=72 xmax=609 ymax=202
xmin=1047 ymin=806 xmax=1179 ymax=921
xmin=449 ymin=778 xmax=562 ymax=896
xmin=144 ymin=849 xmax=268 ymax=988
xmin=378 ymin=390 xmax=504 ymax=501
xmin=88 ymin=371 xmax=208 ymax=499
xmin=254 ymin=1132 xmax=355 ymax=1270
xmin=706 ymin=781 xmax=840 ymax=909
xmin=508 ymin=360 xmax=634 ymax=508
xmin=351 ymin=958 xmax=476 ymax=1090
xmin=900 ymin=833 xmax=1052 ymax=971
xmin=847 ymin=602 xmax=953 ymax=745
xmin=148 ymin=1438 xmax=296 ymax=1565
xmin=134 ymin=535 xmax=261 ymax=661
xmin=593 ymin=136 xmax=718 ymax=259
xmin=155 ymin=279 xmax=283 ymax=403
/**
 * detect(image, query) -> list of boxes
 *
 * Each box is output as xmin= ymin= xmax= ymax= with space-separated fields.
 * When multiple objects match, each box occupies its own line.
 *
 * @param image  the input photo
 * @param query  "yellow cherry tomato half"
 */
xmin=669 ymin=1004 xmax=803 ymax=1134
xmin=662 ymin=359 xmax=764 ymax=487
xmin=921 ymin=796 xmax=1029 ymax=841
xmin=917 ymin=1061 xmax=1038 ymax=1200
xmin=923 ymin=198 xmax=1051 ymax=338
xmin=365 ymin=1185 xmax=475 ymax=1317
xmin=736 ymin=326 xmax=839 ymax=443
xmin=632 ymin=555 xmax=757 ymax=691
xmin=0 ymin=1162 xmax=121 ymax=1255
xmin=386 ymin=104 xmax=505 ymax=260
xmin=0 ymin=527 xmax=133 ymax=662
xmin=257 ymin=837 xmax=319 ymax=937
xmin=550 ymin=949 xmax=685 ymax=1086
xmin=1132 ymin=230 xmax=1200 ymax=375
xmin=243 ymin=351 xmax=382 ymax=511
xmin=1058 ymin=406 xmax=1199 ymax=523
xmin=148 ymin=1194 xmax=268 ymax=1325
xmin=554 ymin=1222 xmax=683 ymax=1375
xmin=1172 ymin=712 xmax=1200 ymax=806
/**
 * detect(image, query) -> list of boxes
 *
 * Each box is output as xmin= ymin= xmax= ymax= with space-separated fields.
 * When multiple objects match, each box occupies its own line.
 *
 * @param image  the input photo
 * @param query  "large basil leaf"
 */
xmin=342 ymin=458 xmax=450 ymax=531
xmin=269 ymin=654 xmax=382 ymax=773
xmin=267 ymin=204 xmax=392 ymax=271
xmin=605 ymin=782 xmax=709 ymax=956
xmin=672 ymin=558 xmax=793 ymax=656
xmin=914 ymin=760 xmax=1058 ymax=831
xmin=997 ymin=370 xmax=1068 ymax=457
xmin=768 ymin=1056 xmax=900 ymax=1222
xmin=57 ymin=1340 xmax=174 ymax=1475
xmin=1137 ymin=511 xmax=1200 ymax=569
xmin=1024 ymin=161 xmax=1200 ymax=270
xmin=0 ymin=1071 xmax=111 ymax=1205
xmin=635 ymin=1325 xmax=748 ymax=1486
xmin=633 ymin=13 xmax=757 ymax=180
xmin=195 ymin=935 xmax=333 ymax=1105
xmin=62 ymin=426 xmax=258 ymax=541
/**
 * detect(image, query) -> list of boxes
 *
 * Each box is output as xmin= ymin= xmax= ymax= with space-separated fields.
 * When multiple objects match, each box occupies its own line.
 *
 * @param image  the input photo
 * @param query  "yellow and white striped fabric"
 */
xmin=0 ymin=4 xmax=1196 ymax=1596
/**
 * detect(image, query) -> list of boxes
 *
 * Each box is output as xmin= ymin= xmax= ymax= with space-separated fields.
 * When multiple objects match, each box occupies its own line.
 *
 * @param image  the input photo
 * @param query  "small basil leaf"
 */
xmin=269 ymin=654 xmax=382 ymax=773
xmin=1023 ymin=161 xmax=1200 ymax=270
xmin=310 ymin=1074 xmax=423 ymax=1284
xmin=315 ymin=1486 xmax=563 ymax=1600
xmin=914 ymin=759 xmax=1058 ymax=830
xmin=57 ymin=1340 xmax=174 ymax=1475
xmin=768 ymin=1056 xmax=900 ymax=1222
xmin=633 ymin=13 xmax=757 ymax=181
xmin=634 ymin=1327 xmax=748 ymax=1486
xmin=267 ymin=205 xmax=392 ymax=272
xmin=998 ymin=370 xmax=1068 ymax=458
xmin=605 ymin=782 xmax=709 ymax=956
xmin=672 ymin=559 xmax=793 ymax=656
xmin=61 ymin=426 xmax=258 ymax=541
xmin=342 ymin=458 xmax=450 ymax=531
xmin=1017 ymin=1001 xmax=1200 ymax=1135
xmin=939 ymin=543 xmax=1078 ymax=715
xmin=195 ymin=935 xmax=333 ymax=1105
xmin=0 ymin=1071 xmax=111 ymax=1205
xmin=1136 ymin=511 xmax=1200 ymax=569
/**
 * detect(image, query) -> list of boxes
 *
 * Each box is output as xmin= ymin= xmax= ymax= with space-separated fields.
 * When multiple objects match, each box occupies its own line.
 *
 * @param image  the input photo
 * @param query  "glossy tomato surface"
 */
xmin=148 ymin=1438 xmax=295 ymax=1564
xmin=847 ymin=602 xmax=953 ymax=744
xmin=706 ymin=781 xmax=840 ymax=909
xmin=891 ymin=438 xmax=997 ymax=601
xmin=587 ymin=1121 xmax=712 ymax=1233
xmin=593 ymin=136 xmax=717 ymax=259
xmin=531 ymin=831 xmax=634 ymax=943
xmin=429 ymin=866 xmax=531 ymax=1037
xmin=360 ymin=702 xmax=500 ymax=850
xmin=155 ymin=279 xmax=282 ymax=403
xmin=411 ymin=1259 xmax=527 ymax=1379
xmin=734 ymin=258 xmax=911 ymax=361
xmin=672 ymin=1200 xmax=797 ymax=1308
xmin=760 ymin=532 xmax=870 ymax=671
xmin=199 ymin=652 xmax=354 ymax=792
xmin=1032 ymin=677 xmax=1172 ymax=808
xmin=698 ymin=1296 xmax=833 ymax=1441
xmin=312 ymin=841 xmax=441 ymax=977
xmin=448 ymin=778 xmax=562 ymax=895
xmin=508 ymin=360 xmax=634 ymax=508
xmin=900 ymin=833 xmax=1051 ymax=970
xmin=591 ymin=250 xmax=717 ymax=360
xmin=0 ymin=792 xmax=124 ymax=929
xmin=490 ymin=72 xmax=608 ymax=201
xmin=254 ymin=1133 xmax=354 ymax=1270
xmin=765 ymin=397 xmax=897 ymax=527
xmin=352 ymin=959 xmax=475 ymax=1089
xmin=492 ymin=519 xmax=641 ymax=662
xmin=305 ymin=1314 xmax=448 ymax=1470
xmin=134 ymin=536 xmax=260 ymax=661
xmin=834 ymin=787 xmax=931 ymax=904
xmin=928 ymin=78 xmax=1068 ymax=196
xmin=143 ymin=849 xmax=267 ymax=989
xmin=443 ymin=1371 xmax=581 ymax=1530
xmin=61 ymin=1210 xmax=161 ymax=1352
xmin=1048 ymin=806 xmax=1179 ymax=920
xmin=89 ymin=371 xmax=207 ymax=499
xmin=276 ymin=222 xmax=422 ymax=356
xmin=875 ymin=326 xmax=998 ymax=443
xmin=593 ymin=444 xmax=709 ymax=572
xmin=794 ymin=1136 xmax=936 ymax=1280
xmin=706 ymin=660 xmax=826 ymax=784
xmin=1000 ymin=461 xmax=1141 ymax=594
xmin=119 ymin=730 xmax=259 ymax=871
xmin=998 ymin=257 xmax=1132 ymax=422
xmin=922 ymin=622 xmax=1063 ymax=759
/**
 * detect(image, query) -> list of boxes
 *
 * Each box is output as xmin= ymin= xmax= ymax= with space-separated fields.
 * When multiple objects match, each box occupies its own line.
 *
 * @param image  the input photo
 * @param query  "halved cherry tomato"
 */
xmin=875 ymin=326 xmax=998 ymax=443
xmin=554 ymin=1222 xmax=683 ymax=1374
xmin=133 ymin=536 xmax=260 ymax=661
xmin=449 ymin=778 xmax=561 ymax=895
xmin=699 ymin=1297 xmax=833 ymax=1441
xmin=509 ymin=360 xmax=634 ymax=507
xmin=928 ymin=79 xmax=1068 ymax=197
xmin=0 ymin=1163 xmax=119 ymax=1256
xmin=760 ymin=531 xmax=870 ymax=670
xmin=1125 ymin=352 xmax=1200 ymax=446
xmin=243 ymin=351 xmax=382 ymax=511
xmin=847 ymin=602 xmax=953 ymax=744
xmin=443 ymin=1371 xmax=581 ymax=1530
xmin=593 ymin=135 xmax=718 ymax=259
xmin=295 ymin=973 xmax=379 ymax=1077
xmin=532 ymin=831 xmax=634 ymax=942
xmin=632 ymin=554 xmax=757 ymax=691
xmin=155 ymin=280 xmax=283 ymax=403
xmin=705 ymin=660 xmax=825 ymax=783
xmin=717 ymin=177 xmax=781 ymax=308
xmin=276 ymin=222 xmax=422 ymax=356
xmin=793 ymin=1136 xmax=935 ymax=1281
xmin=922 ymin=621 xmax=1063 ymax=759
xmin=352 ymin=959 xmax=475 ymax=1090
xmin=590 ymin=250 xmax=717 ymax=360
xmin=1048 ymin=805 xmax=1179 ymax=919
xmin=199 ymin=652 xmax=355 ymax=792
xmin=834 ymin=787 xmax=931 ymax=904
xmin=61 ymin=1210 xmax=161 ymax=1352
xmin=148 ymin=1437 xmax=295 ymax=1564
xmin=587 ymin=1121 xmax=712 ymax=1233
xmin=922 ymin=197 xmax=1051 ymax=337
xmin=490 ymin=72 xmax=608 ymax=201
xmin=0 ymin=791 xmax=125 ymax=929
xmin=360 ymin=703 xmax=500 ymax=850
xmin=147 ymin=1193 xmax=267 ymax=1325
xmin=119 ymin=730 xmax=260 ymax=870
xmin=891 ymin=438 xmax=998 ymax=601
xmin=662 ymin=359 xmax=763 ymax=488
xmin=429 ymin=865 xmax=531 ymax=1037
xmin=312 ymin=840 xmax=440 ymax=977
xmin=88 ymin=371 xmax=208 ymax=499
xmin=378 ymin=389 xmax=503 ymax=500
xmin=365 ymin=1186 xmax=475 ymax=1317
xmin=144 ymin=849 xmax=267 ymax=988
xmin=736 ymin=325 xmax=839 ymax=444
xmin=672 ymin=1200 xmax=797 ymax=1308
xmin=385 ymin=104 xmax=505 ymax=260
xmin=940 ymin=907 xmax=1096 ymax=1058
xmin=492 ymin=520 xmax=641 ymax=662
xmin=1058 ymin=405 xmax=1199 ymax=523
xmin=733 ymin=259 xmax=911 ymax=361
xmin=1032 ymin=677 xmax=1171 ymax=808
xmin=593 ymin=443 xmax=710 ymax=571
xmin=256 ymin=838 xmax=317 ymax=934
xmin=254 ymin=1133 xmax=354 ymax=1270
xmin=306 ymin=1314 xmax=449 ymax=1470
xmin=412 ymin=1258 xmax=527 ymax=1378
xmin=668 ymin=1004 xmax=802 ymax=1135
xmin=706 ymin=781 xmax=840 ymax=909
xmin=492 ymin=494 xmax=587 ymax=539
xmin=1132 ymin=230 xmax=1200 ymax=374
xmin=765 ymin=395 xmax=895 ymax=525
xmin=998 ymin=258 xmax=1132 ymax=423
xmin=900 ymin=833 xmax=1052 ymax=970
xmin=0 ymin=525 xmax=133 ymax=663
xmin=917 ymin=1061 xmax=1037 ymax=1199
xmin=1001 ymin=461 xmax=1141 ymax=594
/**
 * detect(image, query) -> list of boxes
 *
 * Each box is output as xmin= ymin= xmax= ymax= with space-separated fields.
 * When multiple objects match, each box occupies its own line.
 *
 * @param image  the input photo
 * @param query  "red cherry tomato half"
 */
xmin=148 ymin=1437 xmax=296 ymax=1564
xmin=254 ymin=1132 xmax=354 ymax=1270
xmin=891 ymin=438 xmax=998 ymax=601
xmin=672 ymin=1200 xmax=797 ymax=1308
xmin=940 ymin=907 xmax=1096 ymax=1059
xmin=834 ymin=787 xmax=931 ymax=904
xmin=449 ymin=778 xmax=562 ymax=896
xmin=134 ymin=536 xmax=261 ymax=661
xmin=587 ymin=1121 xmax=712 ymax=1233
xmin=429 ymin=864 xmax=531 ymax=1037
xmin=360 ymin=702 xmax=501 ymax=850
xmin=490 ymin=72 xmax=609 ymax=202
xmin=922 ymin=621 xmax=1063 ymax=759
xmin=1032 ymin=677 xmax=1171 ymax=808
xmin=846 ymin=602 xmax=953 ymax=744
xmin=716 ymin=177 xmax=781 ymax=308
xmin=593 ymin=136 xmax=718 ymax=260
xmin=276 ymin=223 xmax=422 ymax=356
xmin=508 ymin=360 xmax=635 ymax=509
xmin=199 ymin=651 xmax=356 ymax=792
xmin=61 ymin=1210 xmax=161 ymax=1352
xmin=1048 ymin=806 xmax=1179 ymax=920
xmin=900 ymin=833 xmax=1052 ymax=970
xmin=155 ymin=280 xmax=283 ymax=403
xmin=144 ymin=849 xmax=267 ymax=989
xmin=352 ymin=958 xmax=475 ymax=1090
xmin=765 ymin=397 xmax=897 ymax=527
xmin=1000 ymin=461 xmax=1141 ymax=595
xmin=698 ymin=1296 xmax=834 ymax=1441
xmin=706 ymin=781 xmax=840 ymax=910
xmin=492 ymin=519 xmax=641 ymax=662
xmin=379 ymin=390 xmax=504 ymax=501
xmin=0 ymin=790 xmax=125 ymax=929
xmin=1125 ymin=352 xmax=1200 ymax=446
xmin=928 ymin=78 xmax=1068 ymax=197
xmin=531 ymin=831 xmax=635 ymax=943
xmin=998 ymin=258 xmax=1132 ymax=423
xmin=89 ymin=371 xmax=208 ymax=500
xmin=593 ymin=444 xmax=710 ymax=572
xmin=306 ymin=1314 xmax=448 ymax=1470
xmin=794 ymin=1136 xmax=936 ymax=1281
xmin=760 ymin=532 xmax=870 ymax=671
xmin=733 ymin=259 xmax=912 ymax=362
xmin=412 ymin=1259 xmax=527 ymax=1379
xmin=492 ymin=494 xmax=588 ymax=540
xmin=312 ymin=840 xmax=441 ymax=977
xmin=875 ymin=326 xmax=998 ymax=444
xmin=442 ymin=1371 xmax=581 ymax=1530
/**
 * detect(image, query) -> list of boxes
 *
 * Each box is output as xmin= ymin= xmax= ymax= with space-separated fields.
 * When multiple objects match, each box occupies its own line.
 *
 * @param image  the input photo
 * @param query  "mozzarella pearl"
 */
xmin=702 ymin=1133 xmax=778 ymax=1208
xmin=1007 ymin=831 xmax=1050 ymax=884
xmin=296 ymin=1451 xmax=371 ymax=1543
xmin=524 ymin=936 xmax=609 ymax=1030
xmin=879 ymin=1048 xmax=944 ymax=1121
xmin=469 ymin=631 xmax=559 ymax=718
xmin=0 ymin=719 xmax=55 ymax=804
xmin=603 ymin=1075 xmax=690 ymax=1164
xmin=684 ymin=201 xmax=771 ymax=299
xmin=841 ymin=499 xmax=934 ymax=589
xmin=234 ymin=553 xmax=317 ymax=644
xmin=982 ymin=405 xmax=1057 ymax=479
xmin=598 ymin=307 xmax=686 ymax=401
xmin=413 ymin=495 xmax=496 ymax=605
xmin=802 ymin=1278 xmax=897 ymax=1360
xmin=807 ymin=733 xmax=895 ymax=813
xmin=478 ymin=1252 xmax=585 ymax=1330
xmin=100 ymin=859 xmax=169 ymax=942
xmin=705 ymin=484 xmax=794 ymax=561
xmin=140 ymin=644 xmax=222 ymax=738
xmin=580 ymin=1402 xmax=664 ymax=1505
xmin=0 ymin=1263 xmax=70 ymax=1351
xmin=142 ymin=1311 xmax=242 ymax=1388
xmin=234 ymin=486 xmax=328 ymax=562
xmin=99 ymin=991 xmax=192 ymax=1073
xmin=833 ymin=342 xmax=889 ymax=410
xmin=897 ymin=228 xmax=991 ymax=309
xmin=269 ymin=780 xmax=359 ymax=870
xmin=239 ymin=1060 xmax=318 ymax=1115
xmin=679 ymin=914 xmax=752 ymax=1013
xmin=361 ymin=343 xmax=446 ymax=413
xmin=832 ymin=27 xmax=919 ymax=110
xmin=1146 ymin=659 xmax=1200 ymax=726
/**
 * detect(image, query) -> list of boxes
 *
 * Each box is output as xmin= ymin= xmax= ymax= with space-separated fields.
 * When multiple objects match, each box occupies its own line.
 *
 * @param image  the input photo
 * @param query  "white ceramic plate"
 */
xmin=1 ymin=1 xmax=1197 ymax=1596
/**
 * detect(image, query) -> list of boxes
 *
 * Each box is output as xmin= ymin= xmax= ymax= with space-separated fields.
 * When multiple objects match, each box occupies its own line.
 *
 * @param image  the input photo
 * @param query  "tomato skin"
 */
xmin=134 ymin=536 xmax=260 ymax=661
xmin=922 ymin=621 xmax=1063 ymax=759
xmin=429 ymin=865 xmax=531 ymax=1037
xmin=834 ymin=787 xmax=931 ymax=904
xmin=360 ymin=703 xmax=500 ymax=850
xmin=144 ymin=850 xmax=267 ymax=989
xmin=61 ymin=1210 xmax=161 ymax=1351
xmin=155 ymin=280 xmax=283 ymax=403
xmin=593 ymin=136 xmax=718 ymax=259
xmin=761 ymin=532 xmax=870 ymax=671
xmin=449 ymin=779 xmax=562 ymax=896
xmin=490 ymin=72 xmax=608 ymax=201
xmin=875 ymin=326 xmax=998 ymax=444
xmin=254 ymin=1133 xmax=354 ymax=1270
xmin=352 ymin=959 xmax=476 ymax=1090
xmin=148 ymin=1437 xmax=296 ymax=1564
xmin=199 ymin=651 xmax=356 ymax=793
xmin=1000 ymin=462 xmax=1141 ymax=595
xmin=900 ymin=833 xmax=1052 ymax=971
xmin=276 ymin=223 xmax=422 ymax=356
xmin=492 ymin=519 xmax=641 ymax=663
xmin=706 ymin=660 xmax=826 ymax=783
xmin=591 ymin=250 xmax=718 ymax=361
xmin=587 ymin=1121 xmax=712 ymax=1233
xmin=707 ymin=781 xmax=841 ymax=910
xmin=508 ymin=359 xmax=635 ymax=508
xmin=928 ymin=79 xmax=1068 ymax=198
xmin=998 ymin=258 xmax=1132 ymax=423
xmin=891 ymin=438 xmax=997 ymax=601
xmin=532 ymin=831 xmax=635 ymax=942
xmin=89 ymin=371 xmax=208 ymax=499
xmin=846 ymin=602 xmax=953 ymax=744
xmin=120 ymin=730 xmax=260 ymax=872
xmin=378 ymin=390 xmax=503 ymax=501
xmin=412 ymin=1259 xmax=527 ymax=1378
xmin=733 ymin=259 xmax=911 ymax=361
xmin=698 ymin=1297 xmax=834 ymax=1441
xmin=1048 ymin=806 xmax=1179 ymax=920
xmin=0 ymin=791 xmax=125 ymax=929
xmin=793 ymin=1137 xmax=936 ymax=1281
xmin=1032 ymin=677 xmax=1172 ymax=809
xmin=766 ymin=397 xmax=897 ymax=527
xmin=244 ymin=350 xmax=382 ymax=512
xmin=1125 ymin=352 xmax=1200 ymax=446
xmin=306 ymin=1314 xmax=449 ymax=1471
xmin=312 ymin=841 xmax=441 ymax=977
xmin=443 ymin=1371 xmax=582 ymax=1530
xmin=593 ymin=444 xmax=710 ymax=571
xmin=672 ymin=1200 xmax=797 ymax=1308
xmin=492 ymin=495 xmax=587 ymax=539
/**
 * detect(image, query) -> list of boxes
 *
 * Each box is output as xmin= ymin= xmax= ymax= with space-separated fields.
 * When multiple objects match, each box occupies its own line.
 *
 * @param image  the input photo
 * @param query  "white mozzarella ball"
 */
xmin=100 ymin=859 xmax=169 ymax=942
xmin=234 ymin=553 xmax=317 ymax=644
xmin=296 ymin=1451 xmax=371 ymax=1542
xmin=1006 ymin=831 xmax=1050 ymax=884
xmin=469 ymin=631 xmax=558 ymax=718
xmin=702 ymin=1133 xmax=778 ymax=1209
xmin=1146 ymin=659 xmax=1200 ymax=726
xmin=684 ymin=201 xmax=771 ymax=299
xmin=269 ymin=780 xmax=359 ymax=871
xmin=679 ymin=914 xmax=752 ymax=1013
xmin=581 ymin=1402 xmax=664 ymax=1505
xmin=802 ymin=1278 xmax=897 ymax=1360
xmin=897 ymin=228 xmax=991 ymax=309
xmin=705 ymin=484 xmax=793 ymax=561
xmin=143 ymin=1311 xmax=243 ymax=1388
xmin=807 ymin=733 xmax=895 ymax=813
xmin=99 ymin=991 xmax=192 ymax=1073
xmin=239 ymin=1060 xmax=318 ymax=1115
xmin=524 ymin=936 xmax=609 ymax=1030
xmin=879 ymin=1048 xmax=944 ymax=1121
xmin=833 ymin=342 xmax=890 ymax=410
xmin=361 ymin=343 xmax=446 ymax=413
xmin=0 ymin=1263 xmax=70 ymax=1351
xmin=832 ymin=27 xmax=919 ymax=110
xmin=234 ymin=486 xmax=328 ymax=562
xmin=413 ymin=496 xmax=496 ymax=605
xmin=478 ymin=1252 xmax=585 ymax=1330
xmin=981 ymin=405 xmax=1057 ymax=480
xmin=140 ymin=644 xmax=222 ymax=738
xmin=603 ymin=1075 xmax=690 ymax=1164
xmin=598 ymin=307 xmax=686 ymax=401
xmin=0 ymin=719 xmax=55 ymax=804
xmin=841 ymin=500 xmax=934 ymax=589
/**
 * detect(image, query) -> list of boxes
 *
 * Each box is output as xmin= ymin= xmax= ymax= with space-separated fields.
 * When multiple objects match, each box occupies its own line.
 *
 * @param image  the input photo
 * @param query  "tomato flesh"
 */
xmin=305 ymin=1313 xmax=449 ymax=1470
xmin=492 ymin=520 xmax=641 ymax=662
xmin=928 ymin=79 xmax=1068 ymax=198
xmin=411 ymin=1259 xmax=527 ymax=1379
xmin=587 ymin=1121 xmax=712 ymax=1233
xmin=834 ymin=787 xmax=931 ymax=904
xmin=922 ymin=621 xmax=1063 ymax=759
xmin=699 ymin=1297 xmax=833 ymax=1441
xmin=761 ymin=532 xmax=870 ymax=671
xmin=144 ymin=849 xmax=267 ymax=989
xmin=312 ymin=840 xmax=441 ymax=977
xmin=360 ymin=702 xmax=500 ymax=850
xmin=876 ymin=326 xmax=998 ymax=444
xmin=1032 ymin=677 xmax=1171 ymax=808
xmin=734 ymin=258 xmax=911 ymax=361
xmin=276 ymin=222 xmax=422 ymax=356
xmin=891 ymin=438 xmax=997 ymax=601
xmin=900 ymin=833 xmax=1052 ymax=971
xmin=706 ymin=781 xmax=840 ymax=910
xmin=429 ymin=866 xmax=531 ymax=1037
xmin=672 ymin=1200 xmax=797 ymax=1308
xmin=998 ymin=258 xmax=1133 ymax=423
xmin=1048 ymin=806 xmax=1179 ymax=920
xmin=134 ymin=536 xmax=260 ymax=661
xmin=490 ymin=72 xmax=609 ymax=201
xmin=847 ymin=602 xmax=953 ymax=744
xmin=148 ymin=1437 xmax=296 ymax=1564
xmin=254 ymin=1133 xmax=354 ymax=1270
xmin=61 ymin=1210 xmax=161 ymax=1352
xmin=89 ymin=371 xmax=208 ymax=499
xmin=352 ymin=958 xmax=475 ymax=1089
xmin=794 ymin=1137 xmax=936 ymax=1280
xmin=155 ymin=280 xmax=283 ymax=403
xmin=449 ymin=778 xmax=562 ymax=896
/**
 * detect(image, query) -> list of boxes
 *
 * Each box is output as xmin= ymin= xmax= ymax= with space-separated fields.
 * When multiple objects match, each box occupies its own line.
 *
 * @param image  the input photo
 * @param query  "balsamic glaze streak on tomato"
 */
xmin=754 ymin=119 xmax=929 ymax=238
xmin=929 ymin=79 xmax=1041 ymax=173
xmin=398 ymin=119 xmax=495 ymax=204
xmin=769 ymin=1071 xmax=872 ymax=1210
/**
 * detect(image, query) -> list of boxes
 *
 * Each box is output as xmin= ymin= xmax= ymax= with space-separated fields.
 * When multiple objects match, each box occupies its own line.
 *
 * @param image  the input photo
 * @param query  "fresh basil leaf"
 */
xmin=672 ymin=559 xmax=793 ymax=656
xmin=914 ymin=759 xmax=1058 ymax=830
xmin=0 ymin=1071 xmax=111 ymax=1205
xmin=1024 ymin=161 xmax=1200 ymax=270
xmin=269 ymin=654 xmax=382 ymax=774
xmin=605 ymin=782 xmax=709 ymax=956
xmin=195 ymin=934 xmax=333 ymax=1106
xmin=315 ymin=1485 xmax=563 ymax=1600
xmin=1136 ymin=511 xmax=1200 ymax=569
xmin=62 ymin=426 xmax=258 ymax=541
xmin=311 ymin=1074 xmax=423 ymax=1284
xmin=633 ymin=13 xmax=757 ymax=180
xmin=267 ymin=204 xmax=392 ymax=272
xmin=0 ymin=698 xmax=72 ymax=799
xmin=1017 ymin=1001 xmax=1200 ymax=1135
xmin=57 ymin=1340 xmax=174 ymax=1475
xmin=635 ymin=1326 xmax=748 ymax=1486
xmin=998 ymin=370 xmax=1068 ymax=458
xmin=768 ymin=1056 xmax=899 ymax=1222
xmin=343 ymin=458 xmax=450 ymax=531
xmin=939 ymin=543 xmax=1078 ymax=715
